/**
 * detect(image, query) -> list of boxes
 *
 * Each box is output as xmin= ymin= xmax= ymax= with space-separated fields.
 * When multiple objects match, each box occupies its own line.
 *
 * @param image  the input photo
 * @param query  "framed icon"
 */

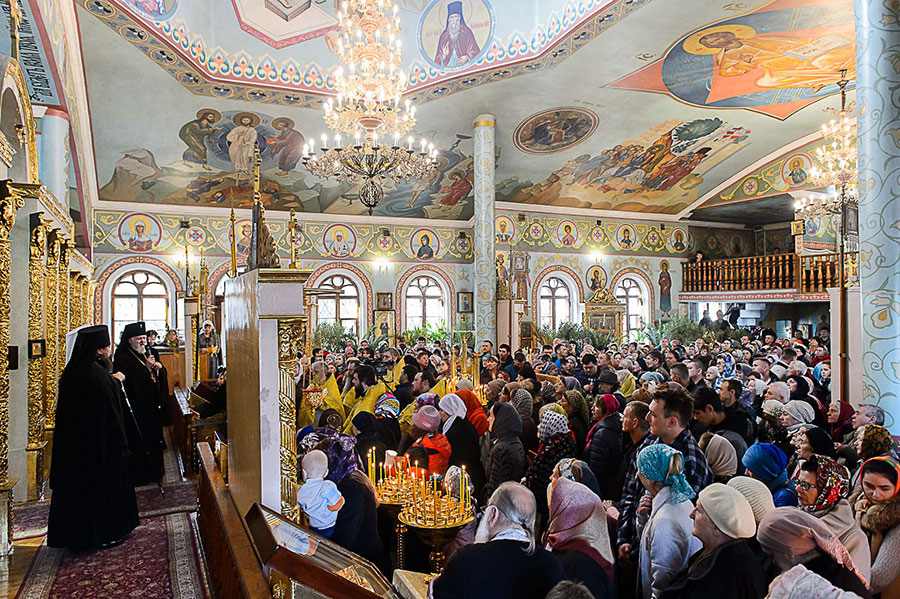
xmin=457 ymin=291 xmax=474 ymax=313
xmin=376 ymin=292 xmax=393 ymax=311
xmin=28 ymin=339 xmax=45 ymax=359
xmin=373 ymin=310 xmax=396 ymax=343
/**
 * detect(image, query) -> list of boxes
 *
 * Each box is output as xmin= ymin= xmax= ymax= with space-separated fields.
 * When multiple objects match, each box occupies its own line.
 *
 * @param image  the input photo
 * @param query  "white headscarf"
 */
xmin=438 ymin=393 xmax=467 ymax=434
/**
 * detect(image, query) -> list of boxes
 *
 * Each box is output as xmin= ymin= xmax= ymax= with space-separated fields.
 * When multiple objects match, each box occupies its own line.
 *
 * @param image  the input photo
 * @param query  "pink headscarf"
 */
xmin=543 ymin=477 xmax=614 ymax=581
xmin=757 ymin=507 xmax=868 ymax=589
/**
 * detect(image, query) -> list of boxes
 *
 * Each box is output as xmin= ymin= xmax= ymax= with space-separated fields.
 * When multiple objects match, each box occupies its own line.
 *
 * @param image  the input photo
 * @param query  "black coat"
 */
xmin=555 ymin=549 xmax=614 ymax=599
xmin=482 ymin=404 xmax=526 ymax=503
xmin=48 ymin=358 xmax=139 ymax=550
xmin=569 ymin=412 xmax=589 ymax=457
xmin=331 ymin=471 xmax=389 ymax=574
xmin=432 ymin=540 xmax=566 ymax=599
xmin=660 ymin=540 xmax=765 ymax=599
xmin=114 ymin=344 xmax=165 ymax=485
xmin=444 ymin=417 xmax=486 ymax=497
xmin=584 ymin=413 xmax=624 ymax=501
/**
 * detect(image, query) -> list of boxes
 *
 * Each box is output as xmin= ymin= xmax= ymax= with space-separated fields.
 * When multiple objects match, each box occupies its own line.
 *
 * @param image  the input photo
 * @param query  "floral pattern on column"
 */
xmin=473 ymin=115 xmax=497 ymax=345
xmin=856 ymin=0 xmax=900 ymax=430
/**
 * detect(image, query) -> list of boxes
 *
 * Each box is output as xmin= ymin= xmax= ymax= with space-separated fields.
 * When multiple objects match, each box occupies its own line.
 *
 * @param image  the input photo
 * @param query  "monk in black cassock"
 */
xmin=147 ymin=329 xmax=172 ymax=425
xmin=48 ymin=325 xmax=139 ymax=550
xmin=114 ymin=321 xmax=165 ymax=485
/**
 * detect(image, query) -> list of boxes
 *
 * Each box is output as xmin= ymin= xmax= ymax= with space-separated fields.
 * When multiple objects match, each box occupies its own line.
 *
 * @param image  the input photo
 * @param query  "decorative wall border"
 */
xmin=305 ymin=262 xmax=374 ymax=331
xmin=206 ymin=260 xmax=232 ymax=306
xmin=530 ymin=264 xmax=586 ymax=321
xmin=395 ymin=264 xmax=457 ymax=334
xmin=93 ymin=255 xmax=185 ymax=323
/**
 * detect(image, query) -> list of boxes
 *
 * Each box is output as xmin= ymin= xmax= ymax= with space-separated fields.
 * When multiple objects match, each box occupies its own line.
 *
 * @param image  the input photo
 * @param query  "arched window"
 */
xmin=112 ymin=271 xmax=169 ymax=343
xmin=539 ymin=277 xmax=571 ymax=329
xmin=615 ymin=276 xmax=650 ymax=341
xmin=405 ymin=275 xmax=446 ymax=330
xmin=318 ymin=274 xmax=360 ymax=334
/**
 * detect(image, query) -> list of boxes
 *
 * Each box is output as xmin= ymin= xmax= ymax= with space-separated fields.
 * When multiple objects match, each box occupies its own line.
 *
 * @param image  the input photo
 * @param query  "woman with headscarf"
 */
xmin=455 ymin=388 xmax=489 ymax=437
xmin=438 ymin=394 xmax=486 ymax=496
xmin=794 ymin=454 xmax=870 ymax=582
xmin=442 ymin=465 xmax=480 ymax=560
xmin=828 ymin=401 xmax=855 ymax=443
xmin=559 ymin=390 xmax=590 ymax=456
xmin=544 ymin=477 xmax=615 ymax=599
xmin=553 ymin=458 xmax=602 ymax=498
xmin=511 ymin=388 xmax=539 ymax=454
xmin=700 ymin=432 xmax=738 ymax=484
xmin=742 ymin=443 xmax=798 ymax=507
xmin=812 ymin=362 xmax=832 ymax=403
xmin=516 ymin=361 xmax=538 ymax=384
xmin=794 ymin=426 xmax=837 ymax=465
xmin=768 ymin=564 xmax=864 ymax=599
xmin=787 ymin=374 xmax=826 ymax=426
xmin=619 ymin=368 xmax=637 ymax=399
xmin=853 ymin=456 xmax=900 ymax=597
xmin=525 ymin=410 xmax=577 ymax=526
xmin=715 ymin=353 xmax=736 ymax=391
xmin=410 ymin=405 xmax=451 ymax=477
xmin=584 ymin=393 xmax=623 ymax=501
xmin=482 ymin=402 xmax=526 ymax=503
xmin=852 ymin=425 xmax=895 ymax=493
xmin=636 ymin=444 xmax=702 ymax=599
xmin=781 ymin=400 xmax=817 ymax=433
xmin=197 ymin=320 xmax=220 ymax=379
xmin=500 ymin=381 xmax=522 ymax=403
xmin=757 ymin=507 xmax=870 ymax=597
xmin=373 ymin=392 xmax=401 ymax=451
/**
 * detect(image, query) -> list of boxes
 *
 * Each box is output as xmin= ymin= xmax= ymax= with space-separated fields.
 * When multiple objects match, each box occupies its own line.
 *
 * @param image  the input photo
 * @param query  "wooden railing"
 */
xmin=171 ymin=387 xmax=199 ymax=475
xmin=682 ymin=252 xmax=858 ymax=294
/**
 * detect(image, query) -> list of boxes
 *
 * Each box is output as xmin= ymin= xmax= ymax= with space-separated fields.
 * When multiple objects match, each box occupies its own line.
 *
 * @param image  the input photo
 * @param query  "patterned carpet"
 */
xmin=13 ymin=431 xmax=208 ymax=599
xmin=15 ymin=512 xmax=207 ymax=599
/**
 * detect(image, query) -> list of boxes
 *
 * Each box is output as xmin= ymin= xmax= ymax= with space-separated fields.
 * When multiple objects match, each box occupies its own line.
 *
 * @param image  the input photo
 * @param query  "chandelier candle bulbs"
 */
xmin=304 ymin=0 xmax=438 ymax=215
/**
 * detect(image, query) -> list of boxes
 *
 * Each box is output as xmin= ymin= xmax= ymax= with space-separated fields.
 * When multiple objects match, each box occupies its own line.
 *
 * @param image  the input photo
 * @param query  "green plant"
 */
xmin=359 ymin=324 xmax=388 ymax=348
xmin=535 ymin=321 xmax=617 ymax=350
xmin=646 ymin=315 xmax=752 ymax=346
xmin=400 ymin=321 xmax=448 ymax=345
xmin=311 ymin=322 xmax=355 ymax=353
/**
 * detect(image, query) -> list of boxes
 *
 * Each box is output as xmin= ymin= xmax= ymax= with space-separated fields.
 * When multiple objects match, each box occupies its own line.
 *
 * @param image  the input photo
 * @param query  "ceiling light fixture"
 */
xmin=303 ymin=0 xmax=437 ymax=215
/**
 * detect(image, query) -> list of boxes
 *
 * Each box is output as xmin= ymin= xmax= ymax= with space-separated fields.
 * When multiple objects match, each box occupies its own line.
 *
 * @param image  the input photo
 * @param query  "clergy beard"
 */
xmin=354 ymin=384 xmax=365 ymax=398
xmin=96 ymin=355 xmax=114 ymax=372
xmin=448 ymin=19 xmax=460 ymax=40
xmin=129 ymin=338 xmax=146 ymax=355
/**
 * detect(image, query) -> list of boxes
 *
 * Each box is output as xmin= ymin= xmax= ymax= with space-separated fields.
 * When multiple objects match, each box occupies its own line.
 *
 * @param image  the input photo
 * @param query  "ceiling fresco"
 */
xmin=77 ymin=0 xmax=854 ymax=222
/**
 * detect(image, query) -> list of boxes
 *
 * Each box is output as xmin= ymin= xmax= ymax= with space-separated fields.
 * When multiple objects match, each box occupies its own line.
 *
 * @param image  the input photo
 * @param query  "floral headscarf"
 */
xmin=539 ymin=410 xmax=570 ymax=443
xmin=860 ymin=424 xmax=894 ymax=461
xmin=511 ymin=388 xmax=535 ymax=422
xmin=637 ymin=444 xmax=696 ymax=504
xmin=374 ymin=392 xmax=399 ymax=419
xmin=416 ymin=393 xmax=438 ymax=409
xmin=795 ymin=454 xmax=850 ymax=515
xmin=715 ymin=353 xmax=736 ymax=390
xmin=296 ymin=428 xmax=359 ymax=483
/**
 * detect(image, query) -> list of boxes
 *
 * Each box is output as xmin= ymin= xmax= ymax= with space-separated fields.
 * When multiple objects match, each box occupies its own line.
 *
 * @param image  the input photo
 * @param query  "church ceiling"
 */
xmin=77 ymin=0 xmax=855 ymax=223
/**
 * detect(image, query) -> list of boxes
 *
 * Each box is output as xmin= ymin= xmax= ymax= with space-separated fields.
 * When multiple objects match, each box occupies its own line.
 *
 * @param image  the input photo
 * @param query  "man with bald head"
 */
xmin=431 ymin=482 xmax=565 ymax=599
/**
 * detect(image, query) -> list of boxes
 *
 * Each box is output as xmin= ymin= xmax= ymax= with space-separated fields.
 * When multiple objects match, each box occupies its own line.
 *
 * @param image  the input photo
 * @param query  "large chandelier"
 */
xmin=794 ymin=71 xmax=857 ymax=220
xmin=302 ymin=0 xmax=437 ymax=215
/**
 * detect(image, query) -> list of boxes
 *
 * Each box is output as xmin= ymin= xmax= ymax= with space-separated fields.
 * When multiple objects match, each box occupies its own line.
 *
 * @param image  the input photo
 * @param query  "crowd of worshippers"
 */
xmin=292 ymin=331 xmax=899 ymax=599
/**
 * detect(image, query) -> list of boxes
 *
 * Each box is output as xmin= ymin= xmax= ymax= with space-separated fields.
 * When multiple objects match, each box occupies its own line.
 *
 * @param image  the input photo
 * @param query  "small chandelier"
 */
xmin=303 ymin=0 xmax=437 ymax=214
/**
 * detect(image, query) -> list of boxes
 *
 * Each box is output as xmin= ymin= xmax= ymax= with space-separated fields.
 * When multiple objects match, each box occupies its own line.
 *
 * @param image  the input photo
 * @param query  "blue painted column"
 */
xmin=38 ymin=109 xmax=69 ymax=204
xmin=856 ymin=0 xmax=900 ymax=431
xmin=473 ymin=114 xmax=496 ymax=346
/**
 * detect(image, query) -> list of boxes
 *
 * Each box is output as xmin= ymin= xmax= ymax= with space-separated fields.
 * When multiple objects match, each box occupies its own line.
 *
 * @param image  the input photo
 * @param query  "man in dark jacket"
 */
xmin=48 ymin=325 xmax=139 ymax=550
xmin=660 ymin=483 xmax=765 ymax=599
xmin=432 ymin=482 xmax=565 ymax=599
xmin=113 ymin=321 xmax=165 ymax=485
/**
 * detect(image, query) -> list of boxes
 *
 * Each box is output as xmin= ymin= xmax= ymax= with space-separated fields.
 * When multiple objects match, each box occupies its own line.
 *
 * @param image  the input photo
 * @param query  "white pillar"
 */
xmin=39 ymin=109 xmax=69 ymax=204
xmin=473 ymin=114 xmax=496 ymax=345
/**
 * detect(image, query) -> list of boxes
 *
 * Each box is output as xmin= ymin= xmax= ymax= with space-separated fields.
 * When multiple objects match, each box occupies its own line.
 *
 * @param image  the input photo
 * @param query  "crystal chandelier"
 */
xmin=303 ymin=0 xmax=437 ymax=215
xmin=794 ymin=71 xmax=857 ymax=220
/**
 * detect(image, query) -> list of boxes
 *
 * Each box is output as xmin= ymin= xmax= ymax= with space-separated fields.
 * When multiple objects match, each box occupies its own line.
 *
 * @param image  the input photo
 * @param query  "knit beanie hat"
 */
xmin=698 ymin=483 xmax=756 ymax=539
xmin=455 ymin=378 xmax=474 ymax=392
xmin=727 ymin=476 xmax=776 ymax=525
xmin=412 ymin=405 xmax=441 ymax=433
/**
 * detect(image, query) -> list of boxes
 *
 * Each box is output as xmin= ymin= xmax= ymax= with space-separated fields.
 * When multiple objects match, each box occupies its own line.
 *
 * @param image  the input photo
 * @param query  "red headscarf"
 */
xmin=455 ymin=389 xmax=489 ymax=436
xmin=828 ymin=401 xmax=854 ymax=442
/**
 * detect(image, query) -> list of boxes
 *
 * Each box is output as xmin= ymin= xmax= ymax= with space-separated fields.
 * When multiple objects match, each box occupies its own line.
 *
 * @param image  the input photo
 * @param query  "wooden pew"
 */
xmin=197 ymin=442 xmax=271 ymax=599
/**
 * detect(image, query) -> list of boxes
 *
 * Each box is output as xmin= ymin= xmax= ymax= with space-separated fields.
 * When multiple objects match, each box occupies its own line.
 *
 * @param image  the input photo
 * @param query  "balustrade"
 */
xmin=682 ymin=252 xmax=857 ymax=294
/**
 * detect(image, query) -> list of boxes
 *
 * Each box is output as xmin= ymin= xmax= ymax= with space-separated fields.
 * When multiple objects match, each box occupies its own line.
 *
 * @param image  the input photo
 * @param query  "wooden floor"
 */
xmin=0 ymin=536 xmax=44 ymax=598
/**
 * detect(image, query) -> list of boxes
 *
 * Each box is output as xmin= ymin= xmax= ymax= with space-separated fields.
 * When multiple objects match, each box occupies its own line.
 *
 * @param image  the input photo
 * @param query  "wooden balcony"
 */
xmin=682 ymin=252 xmax=858 ymax=295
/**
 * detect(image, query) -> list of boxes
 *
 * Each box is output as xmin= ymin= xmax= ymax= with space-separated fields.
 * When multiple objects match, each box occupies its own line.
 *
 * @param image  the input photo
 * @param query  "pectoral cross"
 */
xmin=8 ymin=0 xmax=22 ymax=62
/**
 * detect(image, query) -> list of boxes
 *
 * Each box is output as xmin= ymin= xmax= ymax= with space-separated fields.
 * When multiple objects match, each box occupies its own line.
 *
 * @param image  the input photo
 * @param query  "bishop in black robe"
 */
xmin=114 ymin=321 xmax=165 ymax=485
xmin=48 ymin=325 xmax=139 ymax=551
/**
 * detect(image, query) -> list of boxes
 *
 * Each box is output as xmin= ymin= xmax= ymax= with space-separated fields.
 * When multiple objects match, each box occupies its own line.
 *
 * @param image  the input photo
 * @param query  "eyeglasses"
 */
xmin=795 ymin=480 xmax=816 ymax=492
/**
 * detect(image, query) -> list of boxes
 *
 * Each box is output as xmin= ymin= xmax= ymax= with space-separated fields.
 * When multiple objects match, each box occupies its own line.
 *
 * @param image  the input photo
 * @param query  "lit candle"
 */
xmin=421 ymin=139 xmax=427 ymax=153
xmin=408 ymin=136 xmax=413 ymax=150
xmin=321 ymin=133 xmax=327 ymax=147
xmin=355 ymin=131 xmax=361 ymax=146
xmin=373 ymin=132 xmax=379 ymax=146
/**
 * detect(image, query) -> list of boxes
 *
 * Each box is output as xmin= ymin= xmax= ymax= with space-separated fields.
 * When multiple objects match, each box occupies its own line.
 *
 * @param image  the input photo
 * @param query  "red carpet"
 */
xmin=13 ymin=481 xmax=198 ymax=541
xmin=15 ymin=512 xmax=207 ymax=599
